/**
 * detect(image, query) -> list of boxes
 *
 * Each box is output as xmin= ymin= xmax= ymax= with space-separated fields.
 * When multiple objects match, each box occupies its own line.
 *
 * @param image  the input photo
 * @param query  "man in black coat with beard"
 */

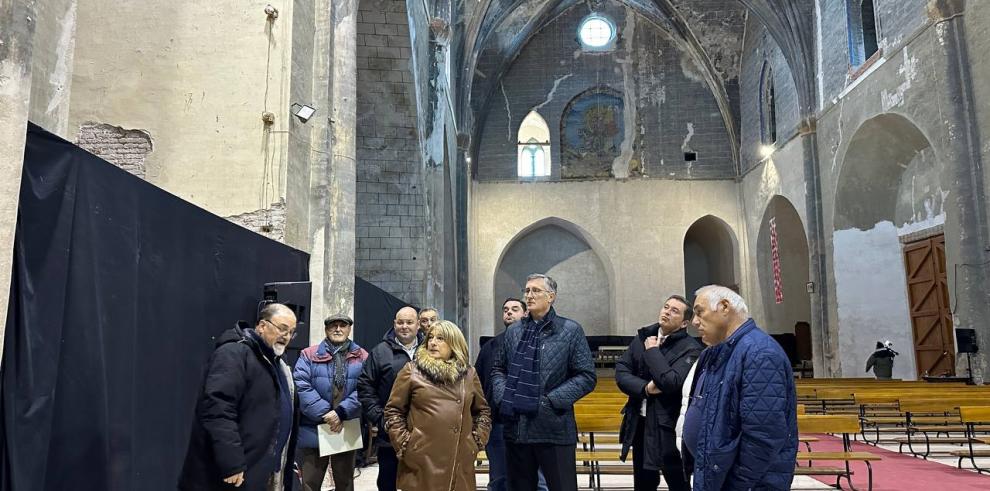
xmin=615 ymin=294 xmax=702 ymax=491
xmin=179 ymin=303 xmax=300 ymax=491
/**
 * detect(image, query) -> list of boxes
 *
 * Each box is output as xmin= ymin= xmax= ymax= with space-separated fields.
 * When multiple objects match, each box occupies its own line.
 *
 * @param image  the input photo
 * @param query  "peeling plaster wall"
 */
xmin=818 ymin=0 xmax=930 ymax=105
xmin=475 ymin=2 xmax=734 ymax=180
xmin=469 ymin=179 xmax=744 ymax=352
xmin=739 ymin=15 xmax=800 ymax=172
xmin=815 ymin=18 xmax=974 ymax=379
xmin=67 ymin=0 xmax=294 ymax=218
xmin=28 ymin=0 xmax=77 ymax=137
xmin=224 ymin=199 xmax=287 ymax=242
xmin=76 ymin=123 xmax=153 ymax=179
xmin=833 ymin=223 xmax=918 ymax=380
xmin=667 ymin=0 xmax=746 ymax=82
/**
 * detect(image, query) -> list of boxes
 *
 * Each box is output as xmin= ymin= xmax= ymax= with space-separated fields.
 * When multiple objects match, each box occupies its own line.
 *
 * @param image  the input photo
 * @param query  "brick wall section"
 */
xmin=819 ymin=0 xmax=930 ymax=103
xmin=475 ymin=3 xmax=734 ymax=181
xmin=739 ymin=15 xmax=800 ymax=172
xmin=355 ymin=0 xmax=427 ymax=306
xmin=224 ymin=199 xmax=287 ymax=242
xmin=76 ymin=123 xmax=152 ymax=179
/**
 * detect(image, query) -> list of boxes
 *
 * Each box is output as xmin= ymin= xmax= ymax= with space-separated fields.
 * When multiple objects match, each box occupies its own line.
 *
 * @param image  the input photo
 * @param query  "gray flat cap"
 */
xmin=324 ymin=313 xmax=354 ymax=326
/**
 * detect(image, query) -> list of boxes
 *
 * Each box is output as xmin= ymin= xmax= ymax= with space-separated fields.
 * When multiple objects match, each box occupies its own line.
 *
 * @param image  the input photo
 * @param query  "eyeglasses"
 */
xmin=326 ymin=323 xmax=351 ymax=332
xmin=522 ymin=288 xmax=550 ymax=296
xmin=263 ymin=319 xmax=298 ymax=340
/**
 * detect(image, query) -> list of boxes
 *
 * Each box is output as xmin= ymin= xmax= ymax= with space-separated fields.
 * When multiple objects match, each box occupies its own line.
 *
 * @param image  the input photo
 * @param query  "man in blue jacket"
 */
xmin=682 ymin=285 xmax=797 ymax=490
xmin=492 ymin=273 xmax=597 ymax=491
xmin=294 ymin=314 xmax=368 ymax=491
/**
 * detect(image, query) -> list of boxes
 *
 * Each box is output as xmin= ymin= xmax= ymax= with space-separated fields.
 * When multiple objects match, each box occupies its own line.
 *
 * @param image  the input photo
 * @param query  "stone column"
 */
xmin=800 ymin=118 xmax=838 ymax=378
xmin=929 ymin=0 xmax=990 ymax=382
xmin=309 ymin=0 xmax=358 ymax=345
xmin=0 ymin=0 xmax=37 ymax=359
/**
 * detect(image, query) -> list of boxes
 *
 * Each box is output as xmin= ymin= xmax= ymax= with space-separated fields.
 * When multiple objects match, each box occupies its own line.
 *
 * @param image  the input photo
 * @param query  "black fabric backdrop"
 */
xmin=353 ymin=277 xmax=414 ymax=350
xmin=0 ymin=124 xmax=310 ymax=490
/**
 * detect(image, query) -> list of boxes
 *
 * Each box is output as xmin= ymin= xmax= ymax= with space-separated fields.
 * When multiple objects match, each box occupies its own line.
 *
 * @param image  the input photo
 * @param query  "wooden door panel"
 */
xmin=903 ymin=234 xmax=954 ymax=377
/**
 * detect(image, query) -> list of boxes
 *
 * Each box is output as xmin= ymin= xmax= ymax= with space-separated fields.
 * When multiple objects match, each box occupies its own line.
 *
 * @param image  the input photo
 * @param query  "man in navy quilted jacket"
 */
xmin=682 ymin=285 xmax=797 ymax=490
xmin=492 ymin=273 xmax=597 ymax=491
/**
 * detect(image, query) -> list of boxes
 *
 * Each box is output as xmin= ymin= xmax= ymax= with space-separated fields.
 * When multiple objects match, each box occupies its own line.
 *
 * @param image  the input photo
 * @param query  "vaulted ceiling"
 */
xmin=455 ymin=0 xmax=815 ymax=163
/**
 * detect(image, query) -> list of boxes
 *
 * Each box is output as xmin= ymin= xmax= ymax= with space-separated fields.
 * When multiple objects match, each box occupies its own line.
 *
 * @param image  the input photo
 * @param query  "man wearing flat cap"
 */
xmin=293 ymin=314 xmax=368 ymax=491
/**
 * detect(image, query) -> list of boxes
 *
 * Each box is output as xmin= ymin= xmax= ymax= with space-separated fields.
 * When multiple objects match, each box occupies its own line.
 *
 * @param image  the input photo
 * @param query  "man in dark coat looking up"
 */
xmin=492 ymin=273 xmax=597 ymax=491
xmin=179 ymin=303 xmax=300 ymax=491
xmin=616 ymin=294 xmax=701 ymax=491
xmin=356 ymin=306 xmax=423 ymax=491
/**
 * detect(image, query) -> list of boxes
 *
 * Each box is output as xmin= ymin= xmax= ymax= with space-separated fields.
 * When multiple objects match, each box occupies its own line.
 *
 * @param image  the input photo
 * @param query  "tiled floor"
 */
xmin=339 ymin=461 xmax=835 ymax=490
xmin=326 ymin=437 xmax=990 ymax=490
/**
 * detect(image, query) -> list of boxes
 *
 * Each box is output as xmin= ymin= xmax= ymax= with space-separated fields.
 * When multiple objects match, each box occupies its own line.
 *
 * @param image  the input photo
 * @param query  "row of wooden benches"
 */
xmin=473 ymin=380 xmax=884 ymax=491
xmin=793 ymin=379 xmax=990 ymax=473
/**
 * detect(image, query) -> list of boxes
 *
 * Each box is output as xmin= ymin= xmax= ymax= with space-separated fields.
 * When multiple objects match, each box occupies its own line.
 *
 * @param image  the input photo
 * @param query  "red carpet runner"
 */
xmin=804 ymin=434 xmax=990 ymax=490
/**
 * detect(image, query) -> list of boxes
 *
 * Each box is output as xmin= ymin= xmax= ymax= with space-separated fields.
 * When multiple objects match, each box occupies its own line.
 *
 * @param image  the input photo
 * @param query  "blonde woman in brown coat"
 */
xmin=384 ymin=320 xmax=492 ymax=491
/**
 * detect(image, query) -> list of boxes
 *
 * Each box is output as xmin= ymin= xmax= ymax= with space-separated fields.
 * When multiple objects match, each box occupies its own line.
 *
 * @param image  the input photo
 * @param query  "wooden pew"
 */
xmin=796 ymin=415 xmax=881 ymax=491
xmin=950 ymin=406 xmax=990 ymax=474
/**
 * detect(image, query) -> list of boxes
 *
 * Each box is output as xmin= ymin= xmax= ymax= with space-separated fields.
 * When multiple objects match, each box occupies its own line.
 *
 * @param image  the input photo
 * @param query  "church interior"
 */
xmin=3 ymin=0 xmax=990 ymax=489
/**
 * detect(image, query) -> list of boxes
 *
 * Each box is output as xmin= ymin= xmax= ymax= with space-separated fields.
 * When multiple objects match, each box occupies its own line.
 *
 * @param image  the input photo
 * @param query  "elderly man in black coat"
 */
xmin=179 ymin=303 xmax=300 ymax=491
xmin=616 ymin=294 xmax=702 ymax=491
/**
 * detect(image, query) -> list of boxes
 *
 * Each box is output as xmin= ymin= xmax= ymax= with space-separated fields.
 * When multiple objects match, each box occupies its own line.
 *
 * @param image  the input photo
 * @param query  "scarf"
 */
xmin=329 ymin=339 xmax=352 ymax=388
xmin=500 ymin=308 xmax=555 ymax=418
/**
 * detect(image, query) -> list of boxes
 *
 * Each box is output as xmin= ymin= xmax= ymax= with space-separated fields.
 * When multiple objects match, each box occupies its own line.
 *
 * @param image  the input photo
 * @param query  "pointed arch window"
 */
xmin=847 ymin=0 xmax=880 ymax=66
xmin=518 ymin=111 xmax=551 ymax=177
xmin=760 ymin=63 xmax=777 ymax=146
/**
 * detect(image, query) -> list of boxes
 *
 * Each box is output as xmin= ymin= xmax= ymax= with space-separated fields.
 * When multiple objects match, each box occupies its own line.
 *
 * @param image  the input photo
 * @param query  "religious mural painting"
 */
xmin=560 ymin=88 xmax=624 ymax=178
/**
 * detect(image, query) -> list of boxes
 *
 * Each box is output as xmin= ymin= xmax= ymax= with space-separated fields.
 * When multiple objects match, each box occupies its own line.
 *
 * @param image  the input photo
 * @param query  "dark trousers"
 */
xmin=299 ymin=447 xmax=356 ymax=491
xmin=505 ymin=442 xmax=577 ymax=491
xmin=632 ymin=417 xmax=690 ymax=491
xmin=376 ymin=445 xmax=399 ymax=491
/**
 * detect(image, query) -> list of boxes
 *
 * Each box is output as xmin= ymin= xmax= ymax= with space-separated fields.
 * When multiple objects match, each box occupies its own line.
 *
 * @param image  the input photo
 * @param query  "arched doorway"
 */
xmin=757 ymin=196 xmax=812 ymax=369
xmin=683 ymin=215 xmax=739 ymax=304
xmin=834 ymin=113 xmax=947 ymax=379
xmin=494 ymin=220 xmax=612 ymax=335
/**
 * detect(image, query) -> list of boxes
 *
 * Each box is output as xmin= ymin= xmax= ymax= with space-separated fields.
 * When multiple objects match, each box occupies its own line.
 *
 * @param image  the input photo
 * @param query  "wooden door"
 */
xmin=903 ymin=235 xmax=955 ymax=377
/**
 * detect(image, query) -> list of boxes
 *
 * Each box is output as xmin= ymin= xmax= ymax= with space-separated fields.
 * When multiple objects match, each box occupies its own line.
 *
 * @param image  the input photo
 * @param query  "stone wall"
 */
xmin=76 ymin=123 xmax=152 ymax=178
xmin=475 ymin=2 xmax=735 ymax=181
xmin=818 ymin=0 xmax=931 ymax=105
xmin=355 ymin=0 xmax=428 ymax=306
xmin=738 ymin=15 xmax=800 ymax=173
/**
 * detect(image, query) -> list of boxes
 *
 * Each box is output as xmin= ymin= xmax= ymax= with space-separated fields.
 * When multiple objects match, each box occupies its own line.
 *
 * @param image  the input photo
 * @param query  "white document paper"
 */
xmin=318 ymin=418 xmax=364 ymax=457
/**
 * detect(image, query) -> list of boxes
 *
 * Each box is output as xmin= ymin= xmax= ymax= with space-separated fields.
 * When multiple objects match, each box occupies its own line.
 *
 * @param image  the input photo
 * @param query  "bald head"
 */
xmin=394 ymin=307 xmax=419 ymax=345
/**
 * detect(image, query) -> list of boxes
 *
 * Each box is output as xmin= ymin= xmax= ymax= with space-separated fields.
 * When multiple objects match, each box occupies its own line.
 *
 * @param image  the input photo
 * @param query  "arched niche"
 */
xmin=683 ymin=215 xmax=739 ymax=304
xmin=493 ymin=218 xmax=613 ymax=335
xmin=757 ymin=196 xmax=811 ymax=366
xmin=833 ymin=113 xmax=945 ymax=380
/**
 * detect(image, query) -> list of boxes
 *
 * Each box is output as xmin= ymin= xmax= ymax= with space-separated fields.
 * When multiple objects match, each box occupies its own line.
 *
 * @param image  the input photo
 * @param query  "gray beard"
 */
xmin=273 ymin=344 xmax=286 ymax=356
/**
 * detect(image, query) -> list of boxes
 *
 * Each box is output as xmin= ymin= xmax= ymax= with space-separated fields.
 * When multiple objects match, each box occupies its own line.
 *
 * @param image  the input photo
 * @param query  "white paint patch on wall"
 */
xmin=880 ymin=48 xmax=918 ymax=111
xmin=45 ymin=0 xmax=78 ymax=135
xmin=833 ymin=222 xmax=918 ymax=380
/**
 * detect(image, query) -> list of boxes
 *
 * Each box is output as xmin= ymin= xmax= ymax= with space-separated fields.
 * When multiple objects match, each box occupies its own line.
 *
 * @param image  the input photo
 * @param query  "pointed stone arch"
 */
xmin=493 ymin=217 xmax=615 ymax=335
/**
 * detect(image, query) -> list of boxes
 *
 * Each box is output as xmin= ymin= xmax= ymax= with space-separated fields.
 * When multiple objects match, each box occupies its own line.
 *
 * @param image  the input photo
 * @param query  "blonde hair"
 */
xmin=427 ymin=320 xmax=470 ymax=366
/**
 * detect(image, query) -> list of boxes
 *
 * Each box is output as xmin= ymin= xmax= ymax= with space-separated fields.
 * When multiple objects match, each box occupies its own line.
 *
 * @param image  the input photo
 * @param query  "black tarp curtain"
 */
xmin=0 ymin=124 xmax=311 ymax=490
